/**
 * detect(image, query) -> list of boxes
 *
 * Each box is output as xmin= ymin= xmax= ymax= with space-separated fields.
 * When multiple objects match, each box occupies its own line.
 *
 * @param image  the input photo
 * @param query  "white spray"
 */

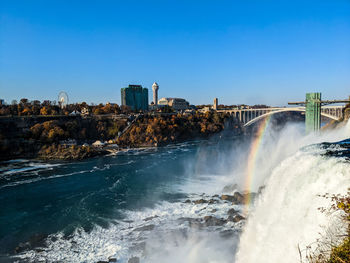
xmin=235 ymin=121 xmax=350 ymax=263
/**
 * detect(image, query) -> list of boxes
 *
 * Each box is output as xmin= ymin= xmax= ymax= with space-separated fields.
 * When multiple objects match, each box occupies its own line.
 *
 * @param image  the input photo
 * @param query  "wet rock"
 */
xmin=14 ymin=233 xmax=47 ymax=254
xmin=212 ymin=194 xmax=219 ymax=198
xmin=211 ymin=209 xmax=217 ymax=213
xmin=128 ymin=257 xmax=140 ymax=263
xmin=227 ymin=208 xmax=237 ymax=216
xmin=221 ymin=192 xmax=244 ymax=204
xmin=203 ymin=216 xmax=226 ymax=227
xmin=221 ymin=194 xmax=235 ymax=202
xmin=233 ymin=192 xmax=244 ymax=203
xmin=143 ymin=215 xmax=159 ymax=221
xmin=234 ymin=214 xmax=245 ymax=222
xmin=108 ymin=258 xmax=117 ymax=262
xmin=184 ymin=199 xmax=192 ymax=203
xmin=29 ymin=233 xmax=47 ymax=247
xmin=134 ymin=224 xmax=155 ymax=232
xmin=97 ymin=261 xmax=108 ymax=263
xmin=193 ymin=199 xmax=208 ymax=204
xmin=227 ymin=214 xmax=245 ymax=223
xmin=208 ymin=199 xmax=218 ymax=204
xmin=14 ymin=243 xmax=30 ymax=254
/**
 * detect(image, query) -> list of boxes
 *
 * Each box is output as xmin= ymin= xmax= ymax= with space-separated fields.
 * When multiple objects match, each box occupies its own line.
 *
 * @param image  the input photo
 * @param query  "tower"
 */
xmin=305 ymin=92 xmax=321 ymax=133
xmin=213 ymin=98 xmax=218 ymax=110
xmin=152 ymin=82 xmax=159 ymax=105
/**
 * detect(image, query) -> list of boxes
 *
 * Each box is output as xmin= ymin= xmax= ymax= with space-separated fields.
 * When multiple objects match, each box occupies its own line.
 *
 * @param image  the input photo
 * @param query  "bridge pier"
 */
xmin=305 ymin=93 xmax=321 ymax=133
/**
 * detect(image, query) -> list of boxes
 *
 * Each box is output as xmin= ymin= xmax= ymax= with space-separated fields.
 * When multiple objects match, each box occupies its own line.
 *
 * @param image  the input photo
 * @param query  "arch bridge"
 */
xmin=217 ymin=105 xmax=344 ymax=127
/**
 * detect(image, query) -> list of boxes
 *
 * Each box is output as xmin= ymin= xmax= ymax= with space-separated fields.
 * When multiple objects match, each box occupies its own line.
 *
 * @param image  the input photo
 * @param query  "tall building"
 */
xmin=152 ymin=82 xmax=159 ymax=105
xmin=121 ymin=85 xmax=149 ymax=111
xmin=213 ymin=98 xmax=218 ymax=110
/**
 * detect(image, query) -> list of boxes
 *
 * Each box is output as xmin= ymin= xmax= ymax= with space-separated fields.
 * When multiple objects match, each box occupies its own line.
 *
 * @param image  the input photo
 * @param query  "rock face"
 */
xmin=221 ymin=192 xmax=244 ymax=204
xmin=344 ymin=107 xmax=350 ymax=121
xmin=193 ymin=199 xmax=208 ymax=204
xmin=227 ymin=208 xmax=237 ymax=216
xmin=203 ymin=216 xmax=226 ymax=227
xmin=227 ymin=214 xmax=245 ymax=223
xmin=14 ymin=233 xmax=47 ymax=254
xmin=37 ymin=144 xmax=107 ymax=160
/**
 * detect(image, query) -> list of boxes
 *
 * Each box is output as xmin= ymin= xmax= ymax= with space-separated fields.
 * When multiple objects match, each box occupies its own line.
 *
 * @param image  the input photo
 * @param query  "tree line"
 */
xmin=0 ymin=99 xmax=133 ymax=116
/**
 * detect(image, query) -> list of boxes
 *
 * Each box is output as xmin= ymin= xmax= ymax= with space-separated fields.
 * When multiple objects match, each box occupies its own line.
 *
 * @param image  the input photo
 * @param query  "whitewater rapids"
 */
xmin=235 ymin=121 xmax=350 ymax=263
xmin=2 ymin=121 xmax=350 ymax=263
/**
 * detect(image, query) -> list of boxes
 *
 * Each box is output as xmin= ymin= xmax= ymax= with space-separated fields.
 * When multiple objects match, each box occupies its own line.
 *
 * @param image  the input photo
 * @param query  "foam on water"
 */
xmin=16 ymin=194 xmax=243 ymax=262
xmin=5 ymin=121 xmax=350 ymax=263
xmin=235 ymin=121 xmax=350 ymax=263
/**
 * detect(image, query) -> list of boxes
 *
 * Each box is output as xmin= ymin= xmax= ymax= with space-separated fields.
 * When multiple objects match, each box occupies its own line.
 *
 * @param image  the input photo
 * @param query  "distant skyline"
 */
xmin=1 ymin=0 xmax=350 ymax=106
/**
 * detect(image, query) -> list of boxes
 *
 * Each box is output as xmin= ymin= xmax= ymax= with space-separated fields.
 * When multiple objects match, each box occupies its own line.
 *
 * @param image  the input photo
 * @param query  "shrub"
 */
xmin=305 ymin=189 xmax=350 ymax=263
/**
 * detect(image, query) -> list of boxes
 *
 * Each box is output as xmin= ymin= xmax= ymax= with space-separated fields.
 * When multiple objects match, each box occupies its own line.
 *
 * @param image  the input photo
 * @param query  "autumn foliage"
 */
xmin=117 ymin=112 xmax=229 ymax=147
xmin=305 ymin=189 xmax=350 ymax=263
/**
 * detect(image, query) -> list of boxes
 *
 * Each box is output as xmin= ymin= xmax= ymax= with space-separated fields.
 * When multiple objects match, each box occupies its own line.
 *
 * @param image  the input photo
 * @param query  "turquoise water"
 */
xmin=0 ymin=139 xmax=243 ymax=262
xmin=3 ymin=131 xmax=349 ymax=263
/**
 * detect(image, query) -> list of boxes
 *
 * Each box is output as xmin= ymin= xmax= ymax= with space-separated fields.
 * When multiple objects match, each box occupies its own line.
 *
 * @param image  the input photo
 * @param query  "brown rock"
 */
xmin=208 ymin=199 xmax=218 ymax=204
xmin=203 ymin=216 xmax=226 ymax=226
xmin=227 ymin=214 xmax=245 ymax=223
xmin=194 ymin=199 xmax=208 ymax=204
xmin=221 ymin=192 xmax=244 ymax=204
xmin=227 ymin=208 xmax=237 ymax=216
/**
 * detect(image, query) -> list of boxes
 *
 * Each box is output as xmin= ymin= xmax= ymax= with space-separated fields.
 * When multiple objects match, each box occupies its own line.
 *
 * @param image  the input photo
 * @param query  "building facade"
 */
xmin=152 ymin=82 xmax=159 ymax=105
xmin=121 ymin=85 xmax=149 ymax=111
xmin=158 ymin=97 xmax=190 ymax=110
xmin=213 ymin=98 xmax=218 ymax=110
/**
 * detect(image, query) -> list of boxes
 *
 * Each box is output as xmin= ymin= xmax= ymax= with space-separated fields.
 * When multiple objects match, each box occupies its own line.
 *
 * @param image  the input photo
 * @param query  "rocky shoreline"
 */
xmin=97 ymin=191 xmax=251 ymax=263
xmin=11 ymin=188 xmax=254 ymax=263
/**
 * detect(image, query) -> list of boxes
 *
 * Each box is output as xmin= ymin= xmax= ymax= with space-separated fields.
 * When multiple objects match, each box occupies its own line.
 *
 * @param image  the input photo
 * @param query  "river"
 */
xmin=0 ymin=121 xmax=350 ymax=263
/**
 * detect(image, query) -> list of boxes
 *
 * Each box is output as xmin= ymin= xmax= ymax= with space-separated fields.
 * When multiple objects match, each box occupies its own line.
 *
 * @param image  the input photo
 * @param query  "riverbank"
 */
xmin=0 ymin=111 xmax=239 ymax=161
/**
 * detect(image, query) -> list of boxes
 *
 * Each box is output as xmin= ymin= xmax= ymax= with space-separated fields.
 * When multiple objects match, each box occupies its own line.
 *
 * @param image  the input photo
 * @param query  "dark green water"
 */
xmin=0 ymin=139 xmax=242 ymax=262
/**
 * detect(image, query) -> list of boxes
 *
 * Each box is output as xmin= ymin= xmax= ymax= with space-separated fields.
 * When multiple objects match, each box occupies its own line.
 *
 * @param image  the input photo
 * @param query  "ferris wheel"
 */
xmin=58 ymin=91 xmax=69 ymax=108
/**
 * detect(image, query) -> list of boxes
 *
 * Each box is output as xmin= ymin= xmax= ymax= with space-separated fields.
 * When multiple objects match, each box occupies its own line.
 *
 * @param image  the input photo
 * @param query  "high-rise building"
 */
xmin=121 ymin=85 xmax=149 ymax=111
xmin=152 ymin=82 xmax=159 ymax=105
xmin=213 ymin=98 xmax=218 ymax=110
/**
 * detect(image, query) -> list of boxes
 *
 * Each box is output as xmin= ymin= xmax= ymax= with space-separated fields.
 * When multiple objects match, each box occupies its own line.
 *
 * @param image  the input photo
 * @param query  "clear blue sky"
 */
xmin=1 ymin=0 xmax=350 ymax=106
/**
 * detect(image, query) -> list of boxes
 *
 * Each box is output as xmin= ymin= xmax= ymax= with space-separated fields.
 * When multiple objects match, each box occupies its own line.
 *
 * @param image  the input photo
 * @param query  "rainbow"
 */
xmin=243 ymin=115 xmax=272 ymax=214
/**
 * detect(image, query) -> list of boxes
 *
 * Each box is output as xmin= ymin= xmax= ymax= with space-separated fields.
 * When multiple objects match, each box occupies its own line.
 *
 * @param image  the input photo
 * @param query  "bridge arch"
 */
xmin=243 ymin=108 xmax=338 ymax=127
